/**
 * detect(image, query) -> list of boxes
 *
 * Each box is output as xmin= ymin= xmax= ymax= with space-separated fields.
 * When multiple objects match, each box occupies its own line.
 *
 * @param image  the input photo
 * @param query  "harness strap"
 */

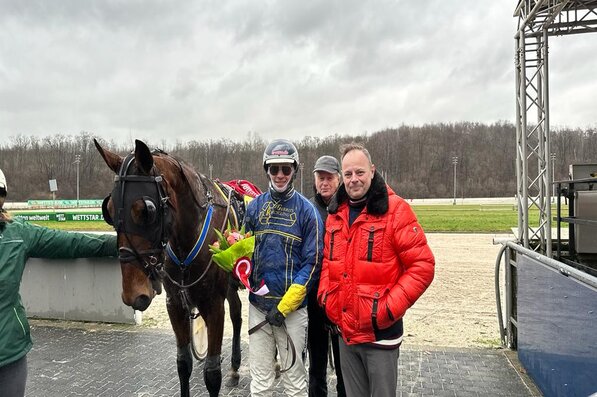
xmin=159 ymin=180 xmax=237 ymax=291
xmin=213 ymin=182 xmax=239 ymax=228
xmin=166 ymin=205 xmax=214 ymax=267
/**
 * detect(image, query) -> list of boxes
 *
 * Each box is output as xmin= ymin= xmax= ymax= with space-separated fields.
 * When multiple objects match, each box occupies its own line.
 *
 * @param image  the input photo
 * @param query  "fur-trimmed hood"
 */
xmin=328 ymin=171 xmax=391 ymax=215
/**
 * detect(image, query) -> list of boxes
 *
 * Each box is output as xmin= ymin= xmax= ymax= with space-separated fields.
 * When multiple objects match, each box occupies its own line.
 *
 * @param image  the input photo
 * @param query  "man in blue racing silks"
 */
xmin=244 ymin=139 xmax=323 ymax=396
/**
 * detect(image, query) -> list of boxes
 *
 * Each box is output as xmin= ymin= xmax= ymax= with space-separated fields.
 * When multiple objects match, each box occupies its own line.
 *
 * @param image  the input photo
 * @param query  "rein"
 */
xmin=248 ymin=319 xmax=297 ymax=373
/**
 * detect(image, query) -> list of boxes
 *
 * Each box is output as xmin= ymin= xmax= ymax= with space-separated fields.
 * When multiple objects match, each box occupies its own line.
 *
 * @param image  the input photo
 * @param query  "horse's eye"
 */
xmin=143 ymin=199 xmax=158 ymax=225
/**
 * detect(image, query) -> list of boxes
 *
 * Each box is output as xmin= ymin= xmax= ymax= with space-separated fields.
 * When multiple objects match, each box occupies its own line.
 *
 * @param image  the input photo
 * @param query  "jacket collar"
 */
xmin=269 ymin=184 xmax=295 ymax=202
xmin=328 ymin=171 xmax=389 ymax=215
xmin=313 ymin=192 xmax=332 ymax=208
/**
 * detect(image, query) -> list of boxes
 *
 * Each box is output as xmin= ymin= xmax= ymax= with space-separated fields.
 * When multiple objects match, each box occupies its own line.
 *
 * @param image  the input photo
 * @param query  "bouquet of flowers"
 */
xmin=209 ymin=224 xmax=253 ymax=272
xmin=209 ymin=224 xmax=269 ymax=295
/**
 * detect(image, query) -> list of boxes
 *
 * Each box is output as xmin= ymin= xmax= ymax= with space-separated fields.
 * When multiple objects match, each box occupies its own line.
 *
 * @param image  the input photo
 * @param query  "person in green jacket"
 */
xmin=0 ymin=168 xmax=117 ymax=397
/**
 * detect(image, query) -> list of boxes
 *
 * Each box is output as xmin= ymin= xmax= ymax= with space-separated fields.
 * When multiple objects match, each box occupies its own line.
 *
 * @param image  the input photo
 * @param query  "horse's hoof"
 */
xmin=274 ymin=362 xmax=281 ymax=379
xmin=225 ymin=371 xmax=240 ymax=387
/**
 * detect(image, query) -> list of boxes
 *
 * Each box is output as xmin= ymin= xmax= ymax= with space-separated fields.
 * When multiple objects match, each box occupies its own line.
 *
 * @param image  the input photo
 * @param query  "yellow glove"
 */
xmin=277 ymin=284 xmax=307 ymax=316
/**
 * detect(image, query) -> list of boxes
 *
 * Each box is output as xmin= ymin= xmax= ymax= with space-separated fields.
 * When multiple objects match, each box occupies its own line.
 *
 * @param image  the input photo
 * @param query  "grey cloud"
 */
xmin=0 ymin=1 xmax=595 ymax=143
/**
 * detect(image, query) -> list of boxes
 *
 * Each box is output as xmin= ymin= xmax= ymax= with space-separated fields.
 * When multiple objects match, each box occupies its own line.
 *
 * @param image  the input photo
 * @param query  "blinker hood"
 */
xmin=109 ymin=154 xmax=171 ymax=245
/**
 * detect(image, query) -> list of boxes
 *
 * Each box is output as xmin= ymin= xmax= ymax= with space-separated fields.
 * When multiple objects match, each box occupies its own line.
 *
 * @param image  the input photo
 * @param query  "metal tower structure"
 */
xmin=514 ymin=0 xmax=597 ymax=254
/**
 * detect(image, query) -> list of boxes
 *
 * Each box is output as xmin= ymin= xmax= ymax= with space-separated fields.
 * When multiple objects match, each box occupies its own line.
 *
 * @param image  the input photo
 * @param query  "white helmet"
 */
xmin=0 ymin=168 xmax=6 ymax=195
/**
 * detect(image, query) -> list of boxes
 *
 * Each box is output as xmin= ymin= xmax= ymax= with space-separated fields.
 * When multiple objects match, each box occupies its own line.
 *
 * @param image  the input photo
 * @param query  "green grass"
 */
xmin=29 ymin=221 xmax=113 ymax=232
xmin=24 ymin=204 xmax=567 ymax=233
xmin=412 ymin=205 xmax=522 ymax=233
xmin=412 ymin=204 xmax=566 ymax=233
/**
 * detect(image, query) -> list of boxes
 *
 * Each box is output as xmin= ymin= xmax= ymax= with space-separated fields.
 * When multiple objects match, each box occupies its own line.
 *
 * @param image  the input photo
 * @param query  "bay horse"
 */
xmin=94 ymin=139 xmax=243 ymax=397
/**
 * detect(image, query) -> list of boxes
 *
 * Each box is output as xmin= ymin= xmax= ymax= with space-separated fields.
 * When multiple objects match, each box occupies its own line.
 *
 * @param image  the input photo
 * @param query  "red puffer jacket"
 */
xmin=318 ymin=173 xmax=434 ymax=345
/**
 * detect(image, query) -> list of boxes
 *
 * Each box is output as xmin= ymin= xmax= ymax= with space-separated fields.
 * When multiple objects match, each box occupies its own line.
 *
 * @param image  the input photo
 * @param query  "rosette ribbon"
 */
xmin=233 ymin=257 xmax=270 ymax=296
xmin=210 ymin=235 xmax=269 ymax=295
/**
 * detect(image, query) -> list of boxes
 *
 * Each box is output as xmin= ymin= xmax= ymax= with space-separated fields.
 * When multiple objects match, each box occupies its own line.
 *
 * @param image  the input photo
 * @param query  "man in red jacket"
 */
xmin=318 ymin=143 xmax=435 ymax=397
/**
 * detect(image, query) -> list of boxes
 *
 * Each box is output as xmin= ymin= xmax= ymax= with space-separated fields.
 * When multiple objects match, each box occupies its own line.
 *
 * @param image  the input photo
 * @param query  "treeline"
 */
xmin=1 ymin=122 xmax=596 ymax=202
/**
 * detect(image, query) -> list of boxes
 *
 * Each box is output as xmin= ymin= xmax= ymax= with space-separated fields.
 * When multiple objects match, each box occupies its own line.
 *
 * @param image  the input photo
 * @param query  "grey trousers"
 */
xmin=338 ymin=338 xmax=400 ymax=397
xmin=0 ymin=355 xmax=27 ymax=397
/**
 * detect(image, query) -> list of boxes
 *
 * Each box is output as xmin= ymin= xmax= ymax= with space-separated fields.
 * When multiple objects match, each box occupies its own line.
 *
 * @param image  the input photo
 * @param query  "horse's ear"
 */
xmin=134 ymin=140 xmax=154 ymax=175
xmin=94 ymin=138 xmax=122 ymax=174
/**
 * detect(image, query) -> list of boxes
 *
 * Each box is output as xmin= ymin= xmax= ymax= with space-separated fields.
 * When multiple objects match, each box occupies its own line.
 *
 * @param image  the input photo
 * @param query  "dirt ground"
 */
xmin=139 ymin=233 xmax=511 ymax=349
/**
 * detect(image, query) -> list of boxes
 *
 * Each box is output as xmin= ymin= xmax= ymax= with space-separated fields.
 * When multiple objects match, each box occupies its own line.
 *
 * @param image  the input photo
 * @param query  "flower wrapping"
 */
xmin=210 ymin=235 xmax=255 ymax=273
xmin=209 ymin=226 xmax=269 ymax=295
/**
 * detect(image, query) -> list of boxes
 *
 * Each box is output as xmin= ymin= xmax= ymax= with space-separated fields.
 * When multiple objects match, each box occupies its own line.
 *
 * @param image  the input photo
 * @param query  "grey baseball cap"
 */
xmin=313 ymin=155 xmax=341 ymax=174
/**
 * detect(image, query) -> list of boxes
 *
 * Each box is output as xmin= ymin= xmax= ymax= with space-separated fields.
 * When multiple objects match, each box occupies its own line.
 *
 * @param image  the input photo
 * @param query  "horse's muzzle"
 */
xmin=131 ymin=294 xmax=152 ymax=311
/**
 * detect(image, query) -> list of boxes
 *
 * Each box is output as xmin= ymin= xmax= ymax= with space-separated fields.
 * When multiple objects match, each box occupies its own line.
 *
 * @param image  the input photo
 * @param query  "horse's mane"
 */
xmin=152 ymin=153 xmax=228 ymax=209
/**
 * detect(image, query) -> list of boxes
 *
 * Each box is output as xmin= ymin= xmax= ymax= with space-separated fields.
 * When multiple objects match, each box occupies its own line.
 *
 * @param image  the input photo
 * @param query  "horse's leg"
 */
xmin=177 ymin=346 xmax=193 ymax=397
xmin=166 ymin=292 xmax=193 ymax=397
xmin=225 ymin=282 xmax=242 ymax=387
xmin=200 ymin=296 xmax=226 ymax=397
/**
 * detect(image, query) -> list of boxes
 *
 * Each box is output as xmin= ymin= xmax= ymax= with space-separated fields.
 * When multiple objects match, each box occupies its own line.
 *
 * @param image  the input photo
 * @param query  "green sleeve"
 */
xmin=25 ymin=223 xmax=118 ymax=259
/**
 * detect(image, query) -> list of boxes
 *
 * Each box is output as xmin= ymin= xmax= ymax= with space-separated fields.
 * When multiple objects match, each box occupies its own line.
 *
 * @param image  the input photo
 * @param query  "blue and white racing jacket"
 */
xmin=244 ymin=187 xmax=323 ymax=315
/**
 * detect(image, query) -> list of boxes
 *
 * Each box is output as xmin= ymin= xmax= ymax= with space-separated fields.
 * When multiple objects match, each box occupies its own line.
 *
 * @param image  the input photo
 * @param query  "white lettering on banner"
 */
xmin=72 ymin=214 xmax=102 ymax=221
xmin=17 ymin=215 xmax=51 ymax=221
xmin=14 ymin=213 xmax=104 ymax=222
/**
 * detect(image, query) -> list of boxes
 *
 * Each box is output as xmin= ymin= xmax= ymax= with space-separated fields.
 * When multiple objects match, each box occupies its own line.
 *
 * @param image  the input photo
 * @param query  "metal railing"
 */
xmin=493 ymin=238 xmax=597 ymax=348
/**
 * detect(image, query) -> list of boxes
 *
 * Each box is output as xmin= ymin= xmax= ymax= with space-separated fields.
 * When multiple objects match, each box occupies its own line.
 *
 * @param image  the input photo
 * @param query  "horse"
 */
xmin=94 ymin=139 xmax=244 ymax=397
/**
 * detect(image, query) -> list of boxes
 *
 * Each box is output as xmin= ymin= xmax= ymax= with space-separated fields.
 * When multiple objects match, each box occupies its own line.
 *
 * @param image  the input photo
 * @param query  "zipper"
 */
xmin=371 ymin=297 xmax=379 ymax=331
xmin=13 ymin=307 xmax=26 ymax=336
xmin=367 ymin=227 xmax=375 ymax=262
xmin=329 ymin=230 xmax=336 ymax=260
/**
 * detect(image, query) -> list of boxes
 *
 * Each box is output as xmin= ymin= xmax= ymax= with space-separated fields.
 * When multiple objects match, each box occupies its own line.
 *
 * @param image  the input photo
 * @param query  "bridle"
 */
xmin=102 ymin=152 xmax=172 ymax=287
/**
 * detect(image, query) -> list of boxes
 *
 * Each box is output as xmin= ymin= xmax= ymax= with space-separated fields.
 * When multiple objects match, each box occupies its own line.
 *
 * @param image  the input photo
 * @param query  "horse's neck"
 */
xmin=171 ymin=186 xmax=209 ymax=251
xmin=170 ymin=179 xmax=227 ymax=254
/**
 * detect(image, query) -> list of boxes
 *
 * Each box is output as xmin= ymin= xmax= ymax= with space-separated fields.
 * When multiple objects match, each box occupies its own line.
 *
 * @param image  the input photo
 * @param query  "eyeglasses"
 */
xmin=269 ymin=165 xmax=293 ymax=176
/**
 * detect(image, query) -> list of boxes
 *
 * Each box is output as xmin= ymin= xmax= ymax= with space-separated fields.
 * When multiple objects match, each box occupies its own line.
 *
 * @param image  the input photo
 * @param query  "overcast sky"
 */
xmin=1 ymin=1 xmax=596 ymax=145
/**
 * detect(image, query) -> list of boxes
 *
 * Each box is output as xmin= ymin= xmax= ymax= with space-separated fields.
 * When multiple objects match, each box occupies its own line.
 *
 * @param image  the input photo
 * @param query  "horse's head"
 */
xmin=94 ymin=138 xmax=174 ymax=311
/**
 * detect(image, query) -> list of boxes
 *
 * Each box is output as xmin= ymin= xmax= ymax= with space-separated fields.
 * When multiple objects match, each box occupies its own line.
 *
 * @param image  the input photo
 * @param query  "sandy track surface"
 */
xmin=403 ymin=233 xmax=508 ymax=347
xmin=139 ymin=233 xmax=510 ymax=349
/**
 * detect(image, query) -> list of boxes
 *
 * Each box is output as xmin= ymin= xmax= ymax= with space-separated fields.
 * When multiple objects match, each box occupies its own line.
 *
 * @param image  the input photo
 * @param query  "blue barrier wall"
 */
xmin=517 ymin=255 xmax=597 ymax=397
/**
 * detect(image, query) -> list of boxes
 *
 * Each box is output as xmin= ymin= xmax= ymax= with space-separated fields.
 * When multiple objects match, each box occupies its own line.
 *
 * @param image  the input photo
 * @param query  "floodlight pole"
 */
xmin=551 ymin=152 xmax=556 ymax=202
xmin=74 ymin=154 xmax=81 ymax=207
xmin=452 ymin=156 xmax=458 ymax=205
